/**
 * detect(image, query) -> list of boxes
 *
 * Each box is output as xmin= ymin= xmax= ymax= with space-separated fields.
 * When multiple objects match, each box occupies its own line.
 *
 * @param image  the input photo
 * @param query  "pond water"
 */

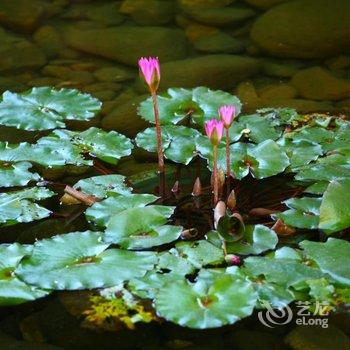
xmin=0 ymin=0 xmax=350 ymax=349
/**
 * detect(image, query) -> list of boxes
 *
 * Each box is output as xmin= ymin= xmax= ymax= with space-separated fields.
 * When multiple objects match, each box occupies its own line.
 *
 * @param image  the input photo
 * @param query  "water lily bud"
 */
xmin=225 ymin=254 xmax=241 ymax=266
xmin=138 ymin=57 xmax=160 ymax=93
xmin=227 ymin=190 xmax=236 ymax=210
xmin=204 ymin=119 xmax=224 ymax=146
xmin=214 ymin=200 xmax=226 ymax=229
xmin=192 ymin=177 xmax=202 ymax=196
xmin=218 ymin=105 xmax=236 ymax=128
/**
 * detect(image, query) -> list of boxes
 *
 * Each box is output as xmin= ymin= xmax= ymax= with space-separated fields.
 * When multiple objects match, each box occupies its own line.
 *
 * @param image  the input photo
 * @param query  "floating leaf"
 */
xmin=274 ymin=197 xmax=322 ymax=230
xmin=174 ymin=240 xmax=224 ymax=269
xmin=157 ymin=249 xmax=196 ymax=276
xmin=36 ymin=127 xmax=132 ymax=166
xmin=138 ymin=87 xmax=241 ymax=126
xmin=136 ymin=125 xmax=200 ymax=165
xmin=227 ymin=224 xmax=278 ymax=255
xmin=16 ymin=231 xmax=157 ymax=290
xmin=243 ymin=256 xmax=324 ymax=287
xmin=0 ymin=161 xmax=40 ymax=187
xmin=0 ymin=243 xmax=49 ymax=306
xmin=0 ymin=87 xmax=101 ymax=130
xmin=278 ymin=139 xmax=323 ymax=170
xmin=0 ymin=187 xmax=54 ymax=226
xmin=86 ymin=194 xmax=158 ymax=227
xmin=319 ymin=179 xmax=350 ymax=233
xmin=300 ymin=239 xmax=350 ymax=286
xmin=154 ymin=271 xmax=257 ymax=328
xmin=230 ymin=114 xmax=281 ymax=143
xmin=285 ymin=126 xmax=334 ymax=145
xmin=74 ymin=175 xmax=132 ymax=199
xmin=104 ymin=206 xmax=182 ymax=249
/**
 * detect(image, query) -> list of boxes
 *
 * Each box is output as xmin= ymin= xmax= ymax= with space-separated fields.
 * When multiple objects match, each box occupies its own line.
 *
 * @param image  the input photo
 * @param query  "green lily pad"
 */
xmin=230 ymin=114 xmax=281 ymax=144
xmin=74 ymin=175 xmax=132 ymax=198
xmin=274 ymin=197 xmax=322 ymax=230
xmin=227 ymin=224 xmax=278 ymax=255
xmin=196 ymin=139 xmax=289 ymax=179
xmin=36 ymin=127 xmax=132 ymax=166
xmin=104 ymin=206 xmax=182 ymax=249
xmin=319 ymin=179 xmax=350 ymax=233
xmin=0 ymin=243 xmax=49 ymax=306
xmin=306 ymin=278 xmax=335 ymax=301
xmin=138 ymin=87 xmax=241 ymax=126
xmin=285 ymin=126 xmax=334 ymax=145
xmin=300 ymin=238 xmax=350 ymax=286
xmin=154 ymin=272 xmax=257 ymax=328
xmin=0 ymin=161 xmax=40 ymax=187
xmin=86 ymin=193 xmax=159 ymax=227
xmin=174 ymin=240 xmax=224 ymax=269
xmin=129 ymin=271 xmax=186 ymax=299
xmin=157 ymin=249 xmax=196 ymax=276
xmin=296 ymin=163 xmax=350 ymax=182
xmin=0 ymin=87 xmax=101 ymax=131
xmin=136 ymin=125 xmax=200 ymax=165
xmin=278 ymin=139 xmax=323 ymax=170
xmin=0 ymin=187 xmax=54 ymax=226
xmin=243 ymin=256 xmax=324 ymax=287
xmin=15 ymin=231 xmax=157 ymax=290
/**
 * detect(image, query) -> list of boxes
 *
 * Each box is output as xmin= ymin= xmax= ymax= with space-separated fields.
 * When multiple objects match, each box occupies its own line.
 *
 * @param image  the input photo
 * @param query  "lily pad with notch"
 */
xmin=104 ymin=205 xmax=183 ymax=249
xmin=0 ymin=187 xmax=54 ymax=226
xmin=0 ymin=87 xmax=101 ymax=131
xmin=15 ymin=231 xmax=157 ymax=290
xmin=0 ymin=243 xmax=50 ymax=306
xmin=154 ymin=270 xmax=257 ymax=329
xmin=0 ymin=161 xmax=40 ymax=187
xmin=86 ymin=193 xmax=159 ymax=227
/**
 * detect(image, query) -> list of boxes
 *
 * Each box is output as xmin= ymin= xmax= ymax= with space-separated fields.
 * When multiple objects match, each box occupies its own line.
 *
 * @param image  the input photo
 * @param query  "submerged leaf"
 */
xmin=0 ymin=87 xmax=101 ymax=130
xmin=16 ymin=231 xmax=157 ymax=290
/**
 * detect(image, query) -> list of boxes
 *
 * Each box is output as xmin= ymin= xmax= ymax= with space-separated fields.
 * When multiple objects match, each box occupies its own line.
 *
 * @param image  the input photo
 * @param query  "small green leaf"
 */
xmin=154 ymin=272 xmax=257 ymax=328
xmin=300 ymin=238 xmax=350 ymax=286
xmin=104 ymin=206 xmax=182 ymax=249
xmin=86 ymin=193 xmax=158 ymax=227
xmin=274 ymin=197 xmax=322 ymax=230
xmin=243 ymin=256 xmax=324 ymax=287
xmin=0 ymin=243 xmax=49 ymax=306
xmin=138 ymin=87 xmax=241 ymax=126
xmin=0 ymin=187 xmax=54 ymax=226
xmin=74 ymin=174 xmax=132 ymax=198
xmin=136 ymin=125 xmax=200 ymax=165
xmin=174 ymin=240 xmax=224 ymax=269
xmin=16 ymin=231 xmax=157 ymax=290
xmin=227 ymin=224 xmax=278 ymax=255
xmin=0 ymin=87 xmax=101 ymax=131
xmin=319 ymin=179 xmax=350 ymax=233
xmin=230 ymin=114 xmax=281 ymax=144
xmin=0 ymin=161 xmax=40 ymax=187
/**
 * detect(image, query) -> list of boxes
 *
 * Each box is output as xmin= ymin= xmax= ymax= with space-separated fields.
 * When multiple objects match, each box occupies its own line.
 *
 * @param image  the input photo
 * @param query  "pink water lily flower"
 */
xmin=205 ymin=119 xmax=224 ymax=146
xmin=219 ymin=105 xmax=236 ymax=128
xmin=138 ymin=57 xmax=160 ymax=92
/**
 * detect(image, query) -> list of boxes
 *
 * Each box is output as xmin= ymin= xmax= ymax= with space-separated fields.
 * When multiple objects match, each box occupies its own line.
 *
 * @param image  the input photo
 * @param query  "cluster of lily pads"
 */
xmin=0 ymin=85 xmax=349 ymax=329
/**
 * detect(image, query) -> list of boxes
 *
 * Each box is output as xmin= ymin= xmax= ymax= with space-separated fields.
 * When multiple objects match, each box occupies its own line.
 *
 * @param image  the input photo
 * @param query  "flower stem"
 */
xmin=213 ymin=144 xmax=219 ymax=205
xmin=225 ymin=128 xmax=231 ymax=179
xmin=151 ymin=91 xmax=165 ymax=197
